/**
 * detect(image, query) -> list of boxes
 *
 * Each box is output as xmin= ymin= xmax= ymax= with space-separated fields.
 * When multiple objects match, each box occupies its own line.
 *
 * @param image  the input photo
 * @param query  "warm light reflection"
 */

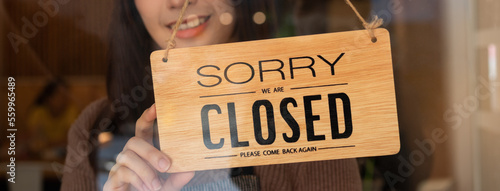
xmin=253 ymin=12 xmax=266 ymax=25
xmin=98 ymin=132 xmax=113 ymax=145
xmin=488 ymin=44 xmax=497 ymax=81
xmin=488 ymin=44 xmax=499 ymax=111
xmin=219 ymin=12 xmax=233 ymax=25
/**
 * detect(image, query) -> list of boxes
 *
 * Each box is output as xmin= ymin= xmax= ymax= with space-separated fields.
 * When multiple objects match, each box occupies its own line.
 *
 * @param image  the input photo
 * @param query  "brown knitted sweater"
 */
xmin=61 ymin=99 xmax=362 ymax=190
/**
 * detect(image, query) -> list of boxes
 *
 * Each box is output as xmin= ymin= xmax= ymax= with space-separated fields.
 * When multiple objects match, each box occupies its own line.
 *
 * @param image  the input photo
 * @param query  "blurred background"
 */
xmin=0 ymin=0 xmax=499 ymax=190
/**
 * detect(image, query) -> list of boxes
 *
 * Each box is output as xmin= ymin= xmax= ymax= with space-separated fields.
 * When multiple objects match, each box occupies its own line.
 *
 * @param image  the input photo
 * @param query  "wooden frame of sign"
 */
xmin=151 ymin=29 xmax=400 ymax=173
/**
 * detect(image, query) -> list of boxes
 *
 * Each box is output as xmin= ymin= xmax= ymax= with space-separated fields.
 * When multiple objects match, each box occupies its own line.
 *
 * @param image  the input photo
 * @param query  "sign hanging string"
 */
xmin=163 ymin=0 xmax=384 ymax=62
xmin=163 ymin=0 xmax=190 ymax=62
xmin=344 ymin=0 xmax=384 ymax=43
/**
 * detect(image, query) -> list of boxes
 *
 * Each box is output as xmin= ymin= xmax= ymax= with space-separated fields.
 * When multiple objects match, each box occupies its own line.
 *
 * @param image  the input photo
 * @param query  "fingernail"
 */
xmin=152 ymin=179 xmax=162 ymax=191
xmin=158 ymin=158 xmax=169 ymax=171
xmin=142 ymin=184 xmax=150 ymax=191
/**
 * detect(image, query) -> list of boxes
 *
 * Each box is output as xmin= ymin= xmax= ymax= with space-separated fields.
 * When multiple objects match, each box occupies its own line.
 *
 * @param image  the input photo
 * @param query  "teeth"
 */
xmin=175 ymin=17 xmax=207 ymax=30
xmin=179 ymin=23 xmax=188 ymax=30
xmin=187 ymin=18 xmax=199 ymax=28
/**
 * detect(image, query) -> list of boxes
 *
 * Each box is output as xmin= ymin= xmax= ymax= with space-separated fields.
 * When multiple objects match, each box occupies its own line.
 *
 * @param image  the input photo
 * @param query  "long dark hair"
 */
xmin=106 ymin=0 xmax=277 ymax=129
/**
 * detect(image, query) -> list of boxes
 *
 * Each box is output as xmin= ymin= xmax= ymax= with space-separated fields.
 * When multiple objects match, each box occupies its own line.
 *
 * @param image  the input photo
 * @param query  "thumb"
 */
xmin=135 ymin=104 xmax=156 ymax=144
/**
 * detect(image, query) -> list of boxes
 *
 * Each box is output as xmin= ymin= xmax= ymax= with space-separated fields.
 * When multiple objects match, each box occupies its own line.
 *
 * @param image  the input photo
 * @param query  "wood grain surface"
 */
xmin=151 ymin=29 xmax=399 ymax=172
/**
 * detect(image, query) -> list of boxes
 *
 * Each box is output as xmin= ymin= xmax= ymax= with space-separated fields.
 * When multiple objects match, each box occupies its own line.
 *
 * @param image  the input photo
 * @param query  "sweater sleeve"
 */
xmin=255 ymin=159 xmax=362 ymax=191
xmin=61 ymin=98 xmax=109 ymax=191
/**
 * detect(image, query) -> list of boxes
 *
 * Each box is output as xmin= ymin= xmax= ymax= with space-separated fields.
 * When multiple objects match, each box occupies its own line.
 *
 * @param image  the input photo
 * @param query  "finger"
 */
xmin=116 ymin=150 xmax=162 ymax=191
xmin=125 ymin=137 xmax=171 ymax=172
xmin=136 ymin=104 xmax=156 ymax=143
xmin=161 ymin=172 xmax=195 ymax=191
xmin=104 ymin=165 xmax=147 ymax=191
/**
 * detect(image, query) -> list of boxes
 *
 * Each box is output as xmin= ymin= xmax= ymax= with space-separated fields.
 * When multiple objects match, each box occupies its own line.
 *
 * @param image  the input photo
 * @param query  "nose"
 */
xmin=167 ymin=0 xmax=196 ymax=9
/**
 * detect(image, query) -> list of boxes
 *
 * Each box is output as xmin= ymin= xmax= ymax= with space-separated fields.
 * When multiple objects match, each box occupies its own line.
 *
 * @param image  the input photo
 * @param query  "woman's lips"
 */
xmin=167 ymin=15 xmax=210 ymax=39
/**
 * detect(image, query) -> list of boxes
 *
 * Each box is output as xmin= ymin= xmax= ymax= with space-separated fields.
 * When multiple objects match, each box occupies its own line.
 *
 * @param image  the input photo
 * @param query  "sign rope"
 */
xmin=163 ymin=0 xmax=190 ymax=62
xmin=162 ymin=0 xmax=384 ymax=62
xmin=344 ymin=0 xmax=383 ymax=42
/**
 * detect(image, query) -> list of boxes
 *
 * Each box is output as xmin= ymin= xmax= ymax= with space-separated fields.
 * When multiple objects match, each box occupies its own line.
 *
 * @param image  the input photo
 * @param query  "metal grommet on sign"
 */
xmin=163 ymin=0 xmax=189 ymax=63
xmin=345 ymin=0 xmax=383 ymax=43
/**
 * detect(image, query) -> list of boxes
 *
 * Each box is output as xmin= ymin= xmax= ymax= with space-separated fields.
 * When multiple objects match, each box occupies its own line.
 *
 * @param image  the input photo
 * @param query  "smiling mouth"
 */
xmin=167 ymin=15 xmax=210 ymax=31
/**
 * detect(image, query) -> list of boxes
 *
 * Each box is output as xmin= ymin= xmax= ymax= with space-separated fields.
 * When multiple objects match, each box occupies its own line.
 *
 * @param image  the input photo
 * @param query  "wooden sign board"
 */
xmin=151 ymin=29 xmax=399 ymax=173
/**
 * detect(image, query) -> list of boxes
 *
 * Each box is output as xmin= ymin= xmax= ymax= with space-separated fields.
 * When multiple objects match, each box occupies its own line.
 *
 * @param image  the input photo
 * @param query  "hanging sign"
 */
xmin=151 ymin=29 xmax=400 ymax=173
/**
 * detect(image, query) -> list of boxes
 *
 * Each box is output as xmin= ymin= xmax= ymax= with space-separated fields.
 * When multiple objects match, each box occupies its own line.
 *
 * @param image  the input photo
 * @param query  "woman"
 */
xmin=61 ymin=0 xmax=362 ymax=190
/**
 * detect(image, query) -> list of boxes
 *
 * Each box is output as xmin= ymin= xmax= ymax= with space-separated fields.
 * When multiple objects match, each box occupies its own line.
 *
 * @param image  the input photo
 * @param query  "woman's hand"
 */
xmin=104 ymin=104 xmax=195 ymax=191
